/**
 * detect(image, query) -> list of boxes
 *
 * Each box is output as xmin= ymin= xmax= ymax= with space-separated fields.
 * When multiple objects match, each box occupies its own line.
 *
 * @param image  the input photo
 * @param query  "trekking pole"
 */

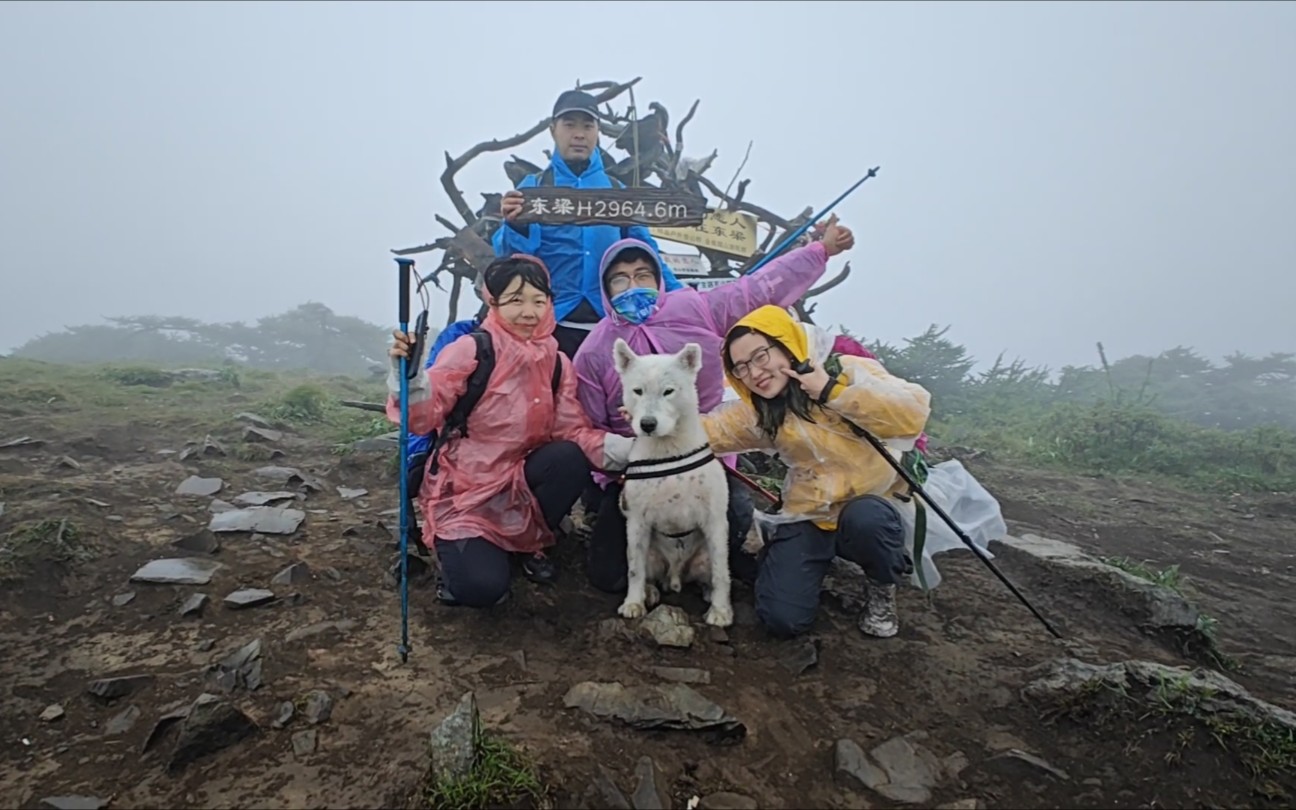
xmin=853 ymin=428 xmax=1063 ymax=639
xmin=742 ymin=167 xmax=879 ymax=276
xmin=395 ymin=256 xmax=416 ymax=663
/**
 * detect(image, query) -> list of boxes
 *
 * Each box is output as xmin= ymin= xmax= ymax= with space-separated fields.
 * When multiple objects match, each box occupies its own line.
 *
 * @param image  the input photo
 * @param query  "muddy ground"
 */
xmin=1 ymin=363 xmax=1293 ymax=809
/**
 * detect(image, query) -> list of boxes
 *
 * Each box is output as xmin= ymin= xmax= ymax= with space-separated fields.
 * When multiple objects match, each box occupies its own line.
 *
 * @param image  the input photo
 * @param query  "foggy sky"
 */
xmin=2 ymin=0 xmax=1293 ymax=372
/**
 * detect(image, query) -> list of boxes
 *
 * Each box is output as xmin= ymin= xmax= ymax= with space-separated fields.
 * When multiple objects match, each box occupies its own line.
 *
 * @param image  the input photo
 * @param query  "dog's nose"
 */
xmin=639 ymin=416 xmax=657 ymax=435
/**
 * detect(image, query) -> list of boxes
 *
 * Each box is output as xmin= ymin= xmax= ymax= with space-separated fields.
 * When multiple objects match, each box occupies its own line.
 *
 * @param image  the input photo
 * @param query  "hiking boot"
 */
xmin=521 ymin=552 xmax=558 ymax=585
xmin=859 ymin=578 xmax=899 ymax=638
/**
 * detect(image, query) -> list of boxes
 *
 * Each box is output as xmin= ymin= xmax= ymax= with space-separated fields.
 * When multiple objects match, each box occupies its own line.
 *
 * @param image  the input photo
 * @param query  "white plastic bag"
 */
xmin=896 ymin=459 xmax=1007 ymax=589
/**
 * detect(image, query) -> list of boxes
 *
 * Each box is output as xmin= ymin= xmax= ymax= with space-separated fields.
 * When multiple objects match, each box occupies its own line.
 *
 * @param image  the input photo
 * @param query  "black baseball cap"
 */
xmin=552 ymin=89 xmax=599 ymax=121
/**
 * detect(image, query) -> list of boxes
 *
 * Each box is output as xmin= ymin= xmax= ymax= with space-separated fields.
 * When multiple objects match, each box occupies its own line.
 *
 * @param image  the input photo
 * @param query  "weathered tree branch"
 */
xmin=695 ymin=174 xmax=792 ymax=229
xmin=446 ymin=272 xmax=463 ymax=327
xmin=805 ymin=262 xmax=852 ymax=299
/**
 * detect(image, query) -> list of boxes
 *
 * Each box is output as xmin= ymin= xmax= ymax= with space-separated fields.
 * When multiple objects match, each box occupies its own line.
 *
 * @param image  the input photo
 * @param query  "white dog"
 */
xmin=611 ymin=338 xmax=733 ymax=628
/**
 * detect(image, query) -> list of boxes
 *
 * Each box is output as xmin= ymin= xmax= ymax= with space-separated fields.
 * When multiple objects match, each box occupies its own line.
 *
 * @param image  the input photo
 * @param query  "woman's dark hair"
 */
xmin=723 ymin=325 xmax=819 ymax=442
xmin=484 ymin=256 xmax=552 ymax=301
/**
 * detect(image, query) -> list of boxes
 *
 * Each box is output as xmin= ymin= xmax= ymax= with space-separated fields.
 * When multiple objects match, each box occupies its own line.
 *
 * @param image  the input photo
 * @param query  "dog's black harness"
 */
xmin=620 ymin=443 xmax=717 ymax=481
xmin=615 ymin=443 xmax=718 ymax=539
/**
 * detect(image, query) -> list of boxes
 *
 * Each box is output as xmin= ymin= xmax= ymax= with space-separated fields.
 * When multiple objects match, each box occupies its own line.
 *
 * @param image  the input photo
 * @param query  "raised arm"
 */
xmin=822 ymin=356 xmax=931 ymax=440
xmin=701 ymin=400 xmax=772 ymax=456
xmin=702 ymin=242 xmax=828 ymax=335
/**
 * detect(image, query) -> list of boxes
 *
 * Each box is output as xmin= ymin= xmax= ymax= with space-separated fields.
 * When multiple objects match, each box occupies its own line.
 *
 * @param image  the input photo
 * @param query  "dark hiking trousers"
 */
xmin=755 ymin=494 xmax=909 ymax=638
xmin=586 ymin=475 xmax=758 ymax=594
xmin=435 ymin=440 xmax=588 ymax=607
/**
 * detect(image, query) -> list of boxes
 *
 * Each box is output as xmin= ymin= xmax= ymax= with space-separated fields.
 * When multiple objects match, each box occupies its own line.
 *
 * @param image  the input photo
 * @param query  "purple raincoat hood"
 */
xmin=598 ymin=237 xmax=667 ymax=326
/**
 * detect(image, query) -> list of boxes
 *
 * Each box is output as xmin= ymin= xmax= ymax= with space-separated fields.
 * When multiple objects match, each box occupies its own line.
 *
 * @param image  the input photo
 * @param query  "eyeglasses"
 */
xmin=606 ymin=271 xmax=657 ymax=295
xmin=730 ymin=345 xmax=775 ymax=379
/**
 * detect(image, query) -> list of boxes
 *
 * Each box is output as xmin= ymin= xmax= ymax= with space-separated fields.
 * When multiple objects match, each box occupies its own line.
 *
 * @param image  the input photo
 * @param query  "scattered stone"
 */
xmin=39 ymin=798 xmax=109 ymax=810
xmin=87 ymin=674 xmax=153 ymax=702
xmin=105 ymin=704 xmax=141 ymax=736
xmin=780 ymin=638 xmax=820 ymax=676
xmin=130 ymin=557 xmax=223 ymax=585
xmin=208 ymin=506 xmax=305 ymax=535
xmin=700 ymin=793 xmax=759 ymax=810
xmin=301 ymin=690 xmax=333 ymax=725
xmin=835 ymin=738 xmax=889 ymax=795
xmin=271 ymin=562 xmax=310 ymax=586
xmin=986 ymin=749 xmax=1071 ymax=781
xmin=167 ymin=693 xmax=257 ymax=772
xmin=943 ymin=751 xmax=970 ymax=780
xmin=176 ymin=475 xmax=224 ymax=497
xmin=209 ymin=499 xmax=236 ymax=514
xmin=291 ymin=728 xmax=318 ymax=757
xmin=172 ymin=529 xmax=221 ymax=555
xmin=0 ymin=435 xmax=44 ymax=449
xmin=233 ymin=491 xmax=298 ymax=507
xmin=563 ymin=682 xmax=745 ymax=742
xmin=111 ymin=591 xmax=136 ymax=607
xmin=285 ymin=619 xmax=356 ymax=644
xmin=429 ymin=691 xmax=479 ymax=783
xmin=243 ymin=427 xmax=284 ymax=444
xmin=867 ymin=733 xmax=943 ymax=803
xmin=594 ymin=618 xmax=637 ymax=644
xmin=271 ymin=701 xmax=295 ymax=729
xmin=58 ymin=456 xmax=82 ymax=470
xmin=179 ymin=436 xmax=226 ymax=461
xmin=205 ymin=639 xmax=263 ymax=693
xmin=651 ymin=666 xmax=712 ymax=685
xmin=707 ymin=625 xmax=729 ymax=644
xmin=83 ymin=498 xmax=110 ymax=508
xmin=179 ymin=593 xmax=209 ymax=617
xmin=337 ymin=486 xmax=368 ymax=500
xmin=639 ymin=604 xmax=695 ymax=648
xmin=224 ymin=589 xmax=276 ymax=610
xmin=195 ymin=639 xmax=215 ymax=652
xmin=587 ymin=766 xmax=632 ymax=810
xmin=252 ymin=466 xmax=325 ymax=492
xmin=631 ymin=756 xmax=672 ymax=810
xmin=40 ymin=704 xmax=65 ymax=722
xmin=0 ymin=502 xmax=4 ymax=518
xmin=321 ymin=567 xmax=343 ymax=582
xmin=235 ymin=412 xmax=274 ymax=429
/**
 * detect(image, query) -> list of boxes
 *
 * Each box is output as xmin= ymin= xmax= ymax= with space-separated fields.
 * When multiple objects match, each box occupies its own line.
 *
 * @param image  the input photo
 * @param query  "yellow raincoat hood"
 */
xmin=705 ymin=305 xmax=932 ymax=531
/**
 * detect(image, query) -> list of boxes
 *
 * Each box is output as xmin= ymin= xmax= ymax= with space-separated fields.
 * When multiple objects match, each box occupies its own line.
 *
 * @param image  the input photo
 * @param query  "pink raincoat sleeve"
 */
xmin=551 ymin=355 xmax=611 ymax=467
xmin=703 ymin=242 xmax=829 ymax=335
xmin=384 ymin=334 xmax=476 ymax=434
xmin=573 ymin=342 xmax=613 ymax=433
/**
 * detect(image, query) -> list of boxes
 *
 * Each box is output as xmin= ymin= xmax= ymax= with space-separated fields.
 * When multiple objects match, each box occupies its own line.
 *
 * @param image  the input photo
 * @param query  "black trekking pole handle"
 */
xmin=856 ymin=428 xmax=1064 ymax=639
xmin=396 ymin=258 xmax=414 ymax=326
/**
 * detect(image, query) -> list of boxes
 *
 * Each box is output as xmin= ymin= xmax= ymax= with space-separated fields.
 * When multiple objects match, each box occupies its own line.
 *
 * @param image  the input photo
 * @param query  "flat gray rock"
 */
xmin=252 ymin=466 xmax=325 ymax=492
xmin=243 ymin=427 xmax=284 ymax=443
xmin=234 ymin=412 xmax=274 ymax=429
xmin=291 ymin=728 xmax=318 ymax=757
xmin=208 ymin=506 xmax=305 ymax=535
xmin=131 ymin=558 xmax=224 ymax=585
xmin=337 ymin=486 xmax=368 ymax=500
xmin=167 ymin=693 xmax=256 ymax=773
xmin=179 ymin=593 xmax=209 ymax=617
xmin=176 ymin=476 xmax=224 ymax=497
xmin=563 ymin=681 xmax=745 ymax=741
xmin=429 ymin=691 xmax=478 ymax=783
xmin=223 ymin=589 xmax=276 ymax=609
xmin=651 ymin=666 xmax=711 ymax=685
xmin=40 ymin=798 xmax=109 ymax=810
xmin=111 ymin=591 xmax=136 ymax=607
xmin=172 ymin=529 xmax=221 ymax=554
xmin=233 ymin=491 xmax=298 ymax=507
xmin=105 ymin=704 xmax=141 ymax=736
xmin=209 ymin=499 xmax=236 ymax=514
xmin=271 ymin=562 xmax=310 ymax=586
xmin=87 ymin=674 xmax=153 ymax=702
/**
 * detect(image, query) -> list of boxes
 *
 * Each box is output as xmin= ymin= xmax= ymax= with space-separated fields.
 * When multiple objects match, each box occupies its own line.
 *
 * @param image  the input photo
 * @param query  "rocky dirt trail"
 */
xmin=2 ymin=377 xmax=1294 ymax=810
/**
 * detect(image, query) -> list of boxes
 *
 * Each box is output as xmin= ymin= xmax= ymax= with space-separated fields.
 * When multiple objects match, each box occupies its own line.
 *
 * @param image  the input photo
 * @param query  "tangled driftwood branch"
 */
xmin=398 ymin=78 xmax=858 ymax=327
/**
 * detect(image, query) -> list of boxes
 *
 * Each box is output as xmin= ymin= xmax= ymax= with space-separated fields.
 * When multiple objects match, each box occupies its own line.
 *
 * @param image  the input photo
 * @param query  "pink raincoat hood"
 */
xmin=388 ymin=254 xmax=609 ymax=554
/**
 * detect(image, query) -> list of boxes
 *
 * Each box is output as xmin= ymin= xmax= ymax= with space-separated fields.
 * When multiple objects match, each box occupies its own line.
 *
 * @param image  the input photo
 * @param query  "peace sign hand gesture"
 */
xmin=781 ymin=363 xmax=835 ymax=401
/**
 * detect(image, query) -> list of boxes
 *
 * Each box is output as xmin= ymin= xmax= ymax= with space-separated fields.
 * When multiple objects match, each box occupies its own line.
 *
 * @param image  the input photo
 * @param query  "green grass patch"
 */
xmin=418 ymin=727 xmax=547 ymax=810
xmin=1101 ymin=556 xmax=1184 ymax=592
xmin=0 ymin=518 xmax=94 ymax=581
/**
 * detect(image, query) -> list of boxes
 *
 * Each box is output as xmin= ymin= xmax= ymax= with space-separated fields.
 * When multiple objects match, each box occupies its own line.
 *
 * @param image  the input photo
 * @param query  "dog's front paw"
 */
xmin=618 ymin=600 xmax=646 ymax=620
xmin=704 ymin=603 xmax=734 ymax=628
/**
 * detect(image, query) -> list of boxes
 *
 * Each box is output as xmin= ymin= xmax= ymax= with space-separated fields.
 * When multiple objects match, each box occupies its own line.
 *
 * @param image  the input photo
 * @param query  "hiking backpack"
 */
xmin=405 ymin=329 xmax=563 ymax=498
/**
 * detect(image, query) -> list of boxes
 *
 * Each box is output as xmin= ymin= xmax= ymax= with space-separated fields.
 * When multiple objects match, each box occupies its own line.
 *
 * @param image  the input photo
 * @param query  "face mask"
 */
xmin=610 ymin=287 xmax=659 ymax=325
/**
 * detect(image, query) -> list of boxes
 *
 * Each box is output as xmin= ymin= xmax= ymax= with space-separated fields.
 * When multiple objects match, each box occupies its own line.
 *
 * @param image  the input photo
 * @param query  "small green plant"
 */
xmin=0 ymin=518 xmax=93 ymax=581
xmin=266 ymin=384 xmax=332 ymax=424
xmin=420 ymin=724 xmax=546 ymax=810
xmin=100 ymin=365 xmax=176 ymax=387
xmin=1101 ymin=556 xmax=1184 ymax=592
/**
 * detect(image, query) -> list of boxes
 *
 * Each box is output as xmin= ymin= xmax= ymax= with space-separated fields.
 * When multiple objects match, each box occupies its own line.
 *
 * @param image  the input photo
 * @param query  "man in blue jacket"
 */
xmin=495 ymin=88 xmax=683 ymax=358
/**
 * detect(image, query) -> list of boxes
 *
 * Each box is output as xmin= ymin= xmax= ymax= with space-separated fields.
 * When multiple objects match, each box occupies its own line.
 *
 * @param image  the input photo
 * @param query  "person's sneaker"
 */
xmin=521 ymin=552 xmax=558 ymax=585
xmin=859 ymin=578 xmax=899 ymax=638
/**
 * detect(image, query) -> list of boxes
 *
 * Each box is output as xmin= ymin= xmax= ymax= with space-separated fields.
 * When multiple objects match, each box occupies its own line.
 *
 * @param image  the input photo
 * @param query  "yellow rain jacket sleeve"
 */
xmin=701 ymin=306 xmax=932 ymax=532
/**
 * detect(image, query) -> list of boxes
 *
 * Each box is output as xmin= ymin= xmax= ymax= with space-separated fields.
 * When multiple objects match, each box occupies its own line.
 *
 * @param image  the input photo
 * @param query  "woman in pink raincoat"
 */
xmin=387 ymin=255 xmax=632 ymax=607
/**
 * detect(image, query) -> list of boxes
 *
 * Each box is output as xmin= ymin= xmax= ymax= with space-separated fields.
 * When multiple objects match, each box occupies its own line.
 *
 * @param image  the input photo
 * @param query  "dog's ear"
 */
xmin=612 ymin=338 xmax=636 ymax=375
xmin=677 ymin=342 xmax=703 ymax=373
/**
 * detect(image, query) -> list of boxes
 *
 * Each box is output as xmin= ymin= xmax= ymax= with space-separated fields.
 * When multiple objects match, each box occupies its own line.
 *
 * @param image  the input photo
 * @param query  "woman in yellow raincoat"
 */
xmin=701 ymin=305 xmax=932 ymax=638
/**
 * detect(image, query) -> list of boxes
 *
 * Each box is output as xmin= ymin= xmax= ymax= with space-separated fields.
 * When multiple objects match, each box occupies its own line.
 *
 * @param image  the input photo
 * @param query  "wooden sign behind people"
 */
xmin=512 ymin=187 xmax=708 ymax=228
